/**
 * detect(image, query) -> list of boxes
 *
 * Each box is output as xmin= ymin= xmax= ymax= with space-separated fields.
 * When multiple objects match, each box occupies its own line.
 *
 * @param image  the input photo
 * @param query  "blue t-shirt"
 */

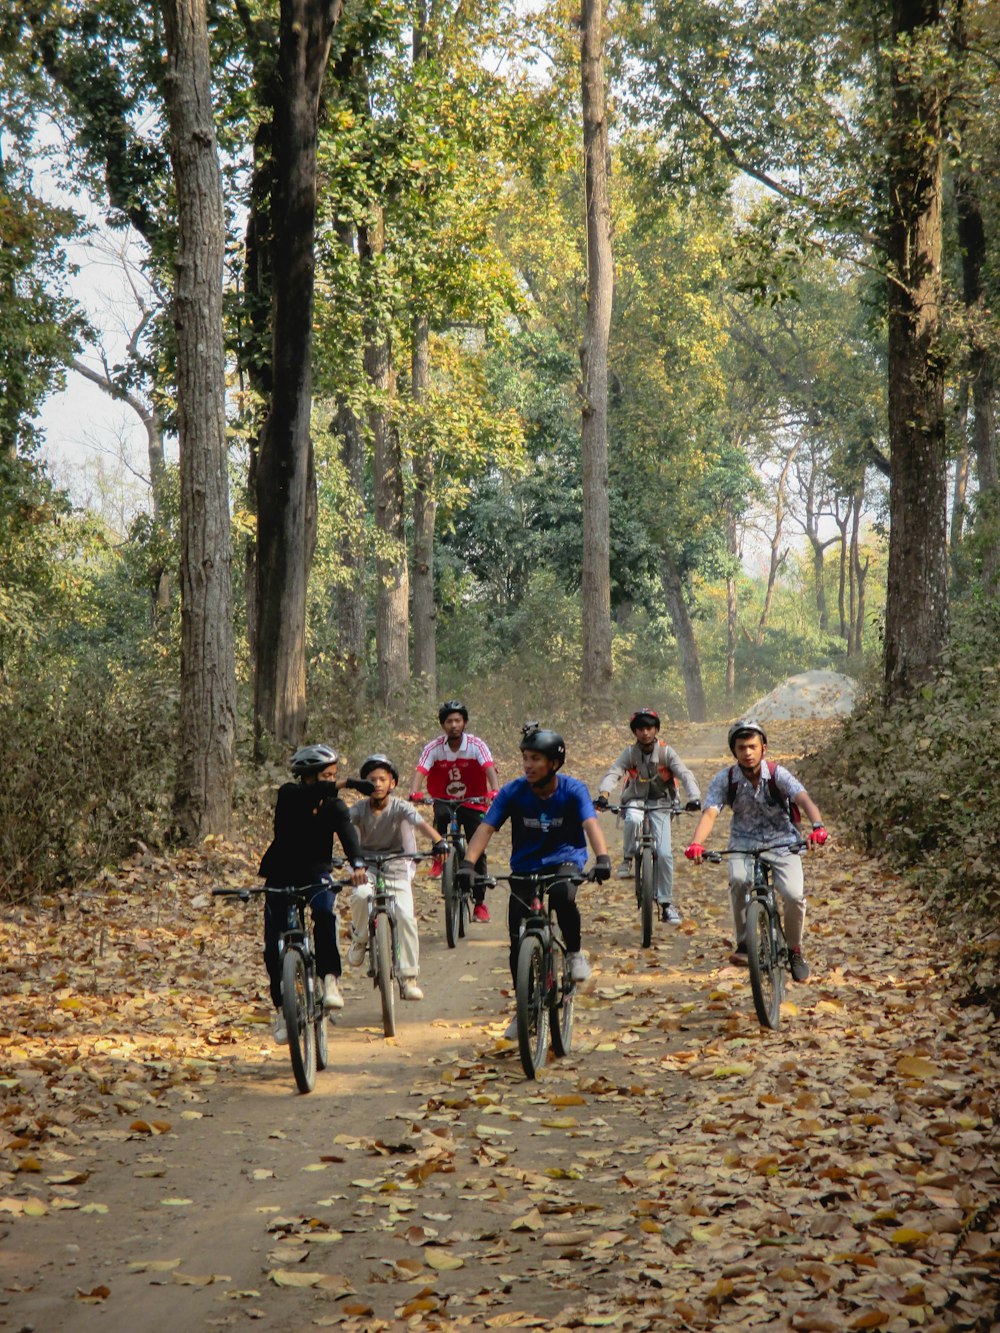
xmin=484 ymin=774 xmax=596 ymax=873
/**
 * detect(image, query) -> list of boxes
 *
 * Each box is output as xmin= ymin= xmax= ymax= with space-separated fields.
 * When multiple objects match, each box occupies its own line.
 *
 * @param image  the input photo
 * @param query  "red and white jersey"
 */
xmin=416 ymin=733 xmax=496 ymax=807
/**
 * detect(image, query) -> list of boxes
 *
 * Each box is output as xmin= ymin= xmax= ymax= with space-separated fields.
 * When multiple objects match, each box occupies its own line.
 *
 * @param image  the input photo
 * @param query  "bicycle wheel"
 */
xmin=374 ymin=912 xmax=396 ymax=1037
xmin=282 ymin=948 xmax=316 ymax=1093
xmin=549 ymin=950 xmax=574 ymax=1058
xmin=442 ymin=852 xmax=461 ymax=949
xmin=746 ymin=899 xmax=783 ymax=1030
xmin=457 ymin=839 xmax=468 ymax=939
xmin=638 ymin=847 xmax=655 ymax=948
xmin=315 ymin=990 xmax=329 ymax=1071
xmin=515 ymin=933 xmax=549 ymax=1079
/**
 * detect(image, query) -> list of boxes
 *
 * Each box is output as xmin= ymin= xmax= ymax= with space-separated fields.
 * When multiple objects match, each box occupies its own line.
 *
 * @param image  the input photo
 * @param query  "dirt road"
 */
xmin=1 ymin=723 xmax=997 ymax=1330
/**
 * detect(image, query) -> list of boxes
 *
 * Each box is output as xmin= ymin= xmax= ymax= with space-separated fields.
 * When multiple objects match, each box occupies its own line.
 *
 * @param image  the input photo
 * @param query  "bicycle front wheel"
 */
xmin=282 ymin=948 xmax=317 ymax=1093
xmin=442 ymin=852 xmax=461 ymax=949
xmin=515 ymin=933 xmax=550 ymax=1079
xmin=549 ymin=952 xmax=574 ymax=1058
xmin=638 ymin=848 xmax=655 ymax=948
xmin=315 ymin=999 xmax=329 ymax=1071
xmin=746 ymin=899 xmax=783 ymax=1030
xmin=374 ymin=913 xmax=396 ymax=1037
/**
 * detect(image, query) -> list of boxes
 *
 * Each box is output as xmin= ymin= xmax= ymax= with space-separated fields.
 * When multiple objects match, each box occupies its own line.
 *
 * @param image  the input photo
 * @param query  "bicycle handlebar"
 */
xmin=474 ymin=867 xmax=597 ymax=889
xmin=700 ymin=841 xmax=809 ymax=863
xmin=362 ymin=850 xmax=439 ymax=868
xmin=211 ymin=877 xmax=353 ymax=902
xmin=595 ymin=798 xmax=684 ymax=816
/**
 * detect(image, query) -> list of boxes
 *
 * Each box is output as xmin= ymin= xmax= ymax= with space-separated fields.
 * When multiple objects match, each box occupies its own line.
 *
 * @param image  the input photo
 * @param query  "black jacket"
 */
xmin=258 ymin=782 xmax=363 ymax=887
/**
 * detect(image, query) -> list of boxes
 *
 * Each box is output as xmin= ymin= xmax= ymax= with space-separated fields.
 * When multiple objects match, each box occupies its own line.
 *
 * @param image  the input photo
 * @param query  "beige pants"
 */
xmin=350 ymin=870 xmax=420 ymax=979
xmin=728 ymin=850 xmax=805 ymax=951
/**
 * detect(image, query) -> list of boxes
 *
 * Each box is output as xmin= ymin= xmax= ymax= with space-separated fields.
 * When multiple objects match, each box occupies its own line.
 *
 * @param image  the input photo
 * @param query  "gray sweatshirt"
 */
xmin=599 ymin=741 xmax=700 ymax=806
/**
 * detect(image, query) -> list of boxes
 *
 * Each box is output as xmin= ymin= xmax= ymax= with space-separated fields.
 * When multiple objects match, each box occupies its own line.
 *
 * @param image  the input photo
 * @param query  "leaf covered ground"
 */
xmin=0 ymin=721 xmax=997 ymax=1331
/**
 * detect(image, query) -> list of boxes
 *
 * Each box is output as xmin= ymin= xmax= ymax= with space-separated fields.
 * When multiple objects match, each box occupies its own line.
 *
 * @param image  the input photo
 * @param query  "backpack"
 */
xmin=626 ymin=742 xmax=678 ymax=798
xmin=726 ymin=762 xmax=801 ymax=825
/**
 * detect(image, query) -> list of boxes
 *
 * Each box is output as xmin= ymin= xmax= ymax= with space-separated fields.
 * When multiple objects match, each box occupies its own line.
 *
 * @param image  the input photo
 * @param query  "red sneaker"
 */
xmin=429 ymin=857 xmax=444 ymax=878
xmin=472 ymin=903 xmax=490 ymax=923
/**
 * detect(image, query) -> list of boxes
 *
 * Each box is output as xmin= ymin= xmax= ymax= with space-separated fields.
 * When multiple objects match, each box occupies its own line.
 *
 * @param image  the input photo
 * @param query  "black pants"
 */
xmin=433 ymin=800 xmax=487 ymax=904
xmin=507 ymin=864 xmax=581 ymax=984
xmin=263 ymin=886 xmax=340 ymax=1010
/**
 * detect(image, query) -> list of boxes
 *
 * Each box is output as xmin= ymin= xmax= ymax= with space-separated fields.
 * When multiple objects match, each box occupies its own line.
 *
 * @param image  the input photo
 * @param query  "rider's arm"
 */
xmin=597 ymin=746 xmax=630 ymax=796
xmin=794 ymin=789 xmax=824 ymax=827
xmin=486 ymin=764 xmax=500 ymax=793
xmin=583 ymin=816 xmax=608 ymax=859
xmin=663 ymin=747 xmax=701 ymax=804
xmin=464 ymin=820 xmax=496 ymax=867
xmin=687 ymin=805 xmax=720 ymax=855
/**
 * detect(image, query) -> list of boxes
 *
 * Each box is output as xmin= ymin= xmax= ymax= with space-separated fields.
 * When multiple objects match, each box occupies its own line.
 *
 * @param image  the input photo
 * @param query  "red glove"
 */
xmin=808 ymin=825 xmax=828 ymax=847
xmin=684 ymin=843 xmax=706 ymax=861
xmin=408 ymin=791 xmax=425 ymax=803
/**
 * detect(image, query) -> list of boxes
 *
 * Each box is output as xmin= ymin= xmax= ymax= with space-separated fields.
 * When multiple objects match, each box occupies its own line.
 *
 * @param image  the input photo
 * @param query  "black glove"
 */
xmin=685 ymin=799 xmax=701 ymax=812
xmin=344 ymin=777 xmax=375 ymax=795
xmin=458 ymin=858 xmax=476 ymax=888
xmin=594 ymin=854 xmax=612 ymax=883
xmin=432 ymin=839 xmax=450 ymax=857
xmin=595 ymin=793 xmax=609 ymax=811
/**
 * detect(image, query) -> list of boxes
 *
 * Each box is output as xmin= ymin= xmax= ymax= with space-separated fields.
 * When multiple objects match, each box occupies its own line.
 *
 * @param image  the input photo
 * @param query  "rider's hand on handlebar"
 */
xmin=684 ymin=842 xmax=706 ymax=863
xmin=431 ymin=839 xmax=449 ymax=857
xmin=408 ymin=790 xmax=425 ymax=803
xmin=593 ymin=853 xmax=612 ymax=882
xmin=350 ymin=860 xmax=368 ymax=886
xmin=595 ymin=793 xmax=609 ymax=811
xmin=685 ymin=799 xmax=701 ymax=812
xmin=458 ymin=859 xmax=476 ymax=890
xmin=808 ymin=824 xmax=828 ymax=847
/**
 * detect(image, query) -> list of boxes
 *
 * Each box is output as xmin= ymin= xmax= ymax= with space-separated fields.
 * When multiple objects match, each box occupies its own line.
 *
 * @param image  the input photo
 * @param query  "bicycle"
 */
xmin=482 ymin=867 xmax=594 ymax=1080
xmin=596 ymin=797 xmax=685 ymax=948
xmin=416 ymin=795 xmax=489 ymax=948
xmin=702 ymin=842 xmax=807 ymax=1030
xmin=360 ymin=851 xmax=435 ymax=1037
xmin=212 ymin=876 xmax=350 ymax=1093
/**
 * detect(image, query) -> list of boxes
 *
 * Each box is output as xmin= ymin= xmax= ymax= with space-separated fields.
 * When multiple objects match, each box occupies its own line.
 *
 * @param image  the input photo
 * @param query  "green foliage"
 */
xmin=802 ymin=600 xmax=1000 ymax=946
xmin=0 ymin=658 xmax=177 ymax=898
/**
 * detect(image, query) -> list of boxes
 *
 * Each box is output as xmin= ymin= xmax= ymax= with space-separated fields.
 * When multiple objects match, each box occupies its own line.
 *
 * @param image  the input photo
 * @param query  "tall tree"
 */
xmin=883 ymin=0 xmax=949 ymax=697
xmin=160 ymin=0 xmax=236 ymax=838
xmin=254 ymin=0 xmax=343 ymax=752
xmin=579 ymin=0 xmax=614 ymax=705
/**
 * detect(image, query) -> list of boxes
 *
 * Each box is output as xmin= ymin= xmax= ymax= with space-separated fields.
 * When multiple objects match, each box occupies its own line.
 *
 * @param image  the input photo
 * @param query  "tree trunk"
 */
xmin=411 ymin=315 xmax=437 ymax=701
xmin=883 ymin=0 xmax=949 ymax=699
xmin=849 ymin=486 xmax=869 ymax=657
xmin=254 ymin=0 xmax=342 ymax=754
xmin=332 ymin=397 xmax=367 ymax=696
xmin=725 ymin=503 xmax=737 ymax=698
xmin=361 ymin=210 xmax=409 ymax=708
xmin=579 ymin=0 xmax=613 ymax=706
xmin=660 ymin=549 xmax=706 ymax=722
xmin=161 ymin=0 xmax=236 ymax=839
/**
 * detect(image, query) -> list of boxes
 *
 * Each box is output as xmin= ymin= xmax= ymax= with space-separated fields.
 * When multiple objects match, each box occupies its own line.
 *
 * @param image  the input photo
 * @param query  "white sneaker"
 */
xmin=568 ymin=951 xmax=592 ymax=983
xmin=322 ymin=975 xmax=344 ymax=1010
xmin=616 ymin=858 xmax=633 ymax=879
xmin=272 ymin=1012 xmax=287 ymax=1044
xmin=502 ymin=1015 xmax=518 ymax=1041
xmin=663 ymin=904 xmax=682 ymax=926
xmin=347 ymin=936 xmax=367 ymax=967
xmin=400 ymin=979 xmax=424 ymax=1001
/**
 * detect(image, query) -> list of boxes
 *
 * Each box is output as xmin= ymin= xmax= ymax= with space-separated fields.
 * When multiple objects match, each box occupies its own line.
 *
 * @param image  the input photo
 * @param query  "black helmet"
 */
xmin=359 ymin=753 xmax=399 ymax=782
xmin=727 ymin=719 xmax=768 ymax=754
xmin=438 ymin=699 xmax=468 ymax=724
xmin=519 ymin=727 xmax=566 ymax=770
xmin=630 ymin=707 xmax=660 ymax=732
xmin=291 ymin=743 xmax=339 ymax=777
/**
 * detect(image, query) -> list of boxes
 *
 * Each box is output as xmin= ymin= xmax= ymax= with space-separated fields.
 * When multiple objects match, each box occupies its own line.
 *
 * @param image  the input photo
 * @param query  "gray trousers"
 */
xmin=728 ymin=850 xmax=805 ymax=951
xmin=623 ymin=803 xmax=675 ymax=905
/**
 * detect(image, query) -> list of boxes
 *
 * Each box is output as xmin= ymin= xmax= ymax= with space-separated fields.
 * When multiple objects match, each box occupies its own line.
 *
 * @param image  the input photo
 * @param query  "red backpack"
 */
xmin=726 ymin=762 xmax=801 ymax=825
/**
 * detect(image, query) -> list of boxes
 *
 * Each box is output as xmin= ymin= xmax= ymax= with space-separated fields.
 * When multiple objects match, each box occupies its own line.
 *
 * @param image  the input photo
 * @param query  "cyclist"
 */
xmin=596 ymin=707 xmax=701 ymax=925
xmin=460 ymin=726 xmax=611 ymax=1037
xmin=347 ymin=754 xmax=449 ymax=1002
xmin=408 ymin=700 xmax=500 ymax=921
xmin=684 ymin=719 xmax=828 ymax=980
xmin=258 ymin=745 xmax=372 ymax=1042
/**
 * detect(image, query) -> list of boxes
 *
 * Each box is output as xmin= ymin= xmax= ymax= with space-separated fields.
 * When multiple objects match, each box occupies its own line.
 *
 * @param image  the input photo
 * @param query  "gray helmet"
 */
xmin=438 ymin=699 xmax=468 ymax=724
xmin=291 ymin=743 xmax=339 ymax=777
xmin=727 ymin=719 xmax=768 ymax=754
xmin=519 ymin=727 xmax=566 ymax=770
xmin=359 ymin=753 xmax=399 ymax=782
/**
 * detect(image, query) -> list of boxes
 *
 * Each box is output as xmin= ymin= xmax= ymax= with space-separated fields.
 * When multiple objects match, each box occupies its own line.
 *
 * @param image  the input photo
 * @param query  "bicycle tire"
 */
xmin=315 ymin=999 xmax=329 ymax=1071
xmin=282 ymin=948 xmax=316 ymax=1093
xmin=375 ymin=912 xmax=396 ymax=1037
xmin=746 ymin=898 xmax=783 ymax=1030
xmin=639 ymin=847 xmax=655 ymax=948
xmin=457 ymin=839 xmax=468 ymax=939
xmin=515 ymin=933 xmax=549 ymax=1079
xmin=548 ymin=951 xmax=574 ymax=1058
xmin=442 ymin=852 xmax=461 ymax=949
